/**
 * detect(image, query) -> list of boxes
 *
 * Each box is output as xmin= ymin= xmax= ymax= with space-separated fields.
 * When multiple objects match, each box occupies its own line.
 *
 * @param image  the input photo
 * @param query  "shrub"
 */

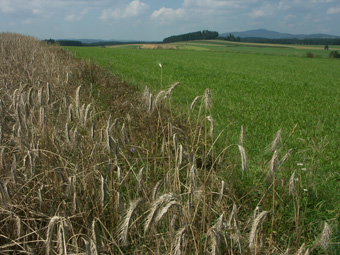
xmin=329 ymin=50 xmax=340 ymax=58
xmin=306 ymin=52 xmax=314 ymax=58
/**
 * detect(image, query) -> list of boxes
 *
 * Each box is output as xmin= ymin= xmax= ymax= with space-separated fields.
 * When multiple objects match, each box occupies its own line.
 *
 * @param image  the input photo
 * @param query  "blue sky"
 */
xmin=1 ymin=0 xmax=340 ymax=41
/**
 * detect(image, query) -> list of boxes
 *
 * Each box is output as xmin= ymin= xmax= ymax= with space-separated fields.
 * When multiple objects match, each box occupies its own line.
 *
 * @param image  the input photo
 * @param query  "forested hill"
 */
xmin=163 ymin=30 xmax=218 ymax=43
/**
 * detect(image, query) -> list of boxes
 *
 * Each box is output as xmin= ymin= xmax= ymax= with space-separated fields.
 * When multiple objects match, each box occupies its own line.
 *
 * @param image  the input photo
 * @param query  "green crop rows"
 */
xmin=67 ymin=41 xmax=340 ymax=214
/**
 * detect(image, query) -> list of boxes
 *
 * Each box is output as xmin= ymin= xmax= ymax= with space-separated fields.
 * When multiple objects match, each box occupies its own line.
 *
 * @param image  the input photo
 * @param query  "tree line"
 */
xmin=238 ymin=37 xmax=340 ymax=45
xmin=163 ymin=30 xmax=219 ymax=43
xmin=43 ymin=39 xmax=83 ymax=46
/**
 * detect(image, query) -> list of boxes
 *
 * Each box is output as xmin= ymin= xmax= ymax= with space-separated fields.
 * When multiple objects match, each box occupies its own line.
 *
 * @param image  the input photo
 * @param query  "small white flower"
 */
xmin=303 ymin=189 xmax=308 ymax=192
xmin=297 ymin=163 xmax=303 ymax=166
xmin=301 ymin=168 xmax=307 ymax=171
xmin=158 ymin=62 xmax=162 ymax=68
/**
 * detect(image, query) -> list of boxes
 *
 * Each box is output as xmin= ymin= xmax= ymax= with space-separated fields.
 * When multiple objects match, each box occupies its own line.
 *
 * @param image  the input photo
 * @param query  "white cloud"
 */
xmin=327 ymin=6 xmax=340 ymax=14
xmin=100 ymin=0 xmax=149 ymax=20
xmin=249 ymin=5 xmax=275 ymax=18
xmin=65 ymin=9 xmax=88 ymax=22
xmin=151 ymin=7 xmax=185 ymax=22
xmin=0 ymin=0 xmax=17 ymax=13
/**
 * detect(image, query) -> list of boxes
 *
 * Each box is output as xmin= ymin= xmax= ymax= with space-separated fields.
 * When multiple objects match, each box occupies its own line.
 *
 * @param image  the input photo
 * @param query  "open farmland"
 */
xmin=67 ymin=40 xmax=340 ymax=172
xmin=1 ymin=33 xmax=340 ymax=254
xmin=65 ymin=41 xmax=340 ymax=252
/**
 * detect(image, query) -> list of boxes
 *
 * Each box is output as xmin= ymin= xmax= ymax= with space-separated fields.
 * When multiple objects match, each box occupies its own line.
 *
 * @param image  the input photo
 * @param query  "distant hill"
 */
xmin=220 ymin=29 xmax=340 ymax=39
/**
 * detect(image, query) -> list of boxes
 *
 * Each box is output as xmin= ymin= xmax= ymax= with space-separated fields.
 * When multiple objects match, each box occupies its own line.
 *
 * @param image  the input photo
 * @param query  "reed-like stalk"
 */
xmin=119 ymin=197 xmax=144 ymax=245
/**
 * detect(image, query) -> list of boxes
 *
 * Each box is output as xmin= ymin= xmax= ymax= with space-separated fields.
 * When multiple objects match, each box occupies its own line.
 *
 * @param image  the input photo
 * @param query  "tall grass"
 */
xmin=0 ymin=33 xmax=339 ymax=254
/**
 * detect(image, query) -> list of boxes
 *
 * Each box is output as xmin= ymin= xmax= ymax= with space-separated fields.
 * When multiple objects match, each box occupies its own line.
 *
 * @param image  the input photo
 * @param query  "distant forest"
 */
xmin=218 ymin=36 xmax=340 ymax=45
xmin=163 ymin=30 xmax=219 ymax=43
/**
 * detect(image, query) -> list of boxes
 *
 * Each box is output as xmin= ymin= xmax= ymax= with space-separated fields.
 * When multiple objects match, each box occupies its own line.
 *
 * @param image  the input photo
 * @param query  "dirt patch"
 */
xmin=140 ymin=44 xmax=177 ymax=50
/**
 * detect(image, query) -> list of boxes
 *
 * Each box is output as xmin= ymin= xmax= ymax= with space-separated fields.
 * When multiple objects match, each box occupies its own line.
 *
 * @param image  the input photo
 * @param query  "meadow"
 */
xmin=67 ymin=40 xmax=340 ymax=189
xmin=1 ymin=33 xmax=339 ymax=254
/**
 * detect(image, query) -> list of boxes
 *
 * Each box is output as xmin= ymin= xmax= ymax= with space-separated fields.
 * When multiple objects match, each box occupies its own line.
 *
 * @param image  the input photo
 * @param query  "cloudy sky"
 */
xmin=1 ymin=0 xmax=340 ymax=41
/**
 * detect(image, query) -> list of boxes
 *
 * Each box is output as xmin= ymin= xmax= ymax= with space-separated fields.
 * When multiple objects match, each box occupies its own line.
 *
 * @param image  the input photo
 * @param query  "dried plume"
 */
xmin=238 ymin=145 xmax=247 ymax=172
xmin=174 ymin=225 xmax=188 ymax=255
xmin=219 ymin=180 xmax=225 ymax=202
xmin=249 ymin=210 xmax=269 ymax=250
xmin=46 ymin=216 xmax=63 ymax=255
xmin=144 ymin=193 xmax=178 ymax=234
xmin=269 ymin=150 xmax=278 ymax=175
xmin=204 ymin=88 xmax=211 ymax=109
xmin=281 ymin=148 xmax=293 ymax=165
xmin=165 ymin=82 xmax=180 ymax=99
xmin=190 ymin=96 xmax=201 ymax=111
xmin=208 ymin=213 xmax=226 ymax=255
xmin=289 ymin=170 xmax=296 ymax=195
xmin=206 ymin=116 xmax=214 ymax=138
xmin=119 ymin=197 xmax=145 ymax=245
xmin=271 ymin=129 xmax=281 ymax=152
xmin=152 ymin=180 xmax=163 ymax=201
xmin=240 ymin=125 xmax=244 ymax=145
xmin=320 ymin=222 xmax=331 ymax=249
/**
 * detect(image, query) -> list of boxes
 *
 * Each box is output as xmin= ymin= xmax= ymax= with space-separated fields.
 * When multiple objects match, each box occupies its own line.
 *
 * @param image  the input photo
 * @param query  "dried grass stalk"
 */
xmin=240 ymin=125 xmax=244 ymax=145
xmin=144 ymin=193 xmax=178 ymax=234
xmin=152 ymin=180 xmax=163 ymax=201
xmin=190 ymin=96 xmax=201 ymax=111
xmin=207 ymin=213 xmax=226 ymax=255
xmin=238 ymin=145 xmax=247 ymax=172
xmin=46 ymin=216 xmax=62 ymax=255
xmin=174 ymin=225 xmax=187 ymax=255
xmin=165 ymin=82 xmax=180 ymax=99
xmin=119 ymin=197 xmax=144 ymax=245
xmin=320 ymin=222 xmax=331 ymax=249
xmin=204 ymin=88 xmax=211 ymax=109
xmin=219 ymin=180 xmax=225 ymax=202
xmin=206 ymin=116 xmax=214 ymax=138
xmin=249 ymin=211 xmax=269 ymax=250
xmin=289 ymin=170 xmax=296 ymax=195
xmin=281 ymin=148 xmax=293 ymax=165
xmin=269 ymin=150 xmax=278 ymax=174
xmin=137 ymin=167 xmax=144 ymax=193
xmin=271 ymin=129 xmax=281 ymax=152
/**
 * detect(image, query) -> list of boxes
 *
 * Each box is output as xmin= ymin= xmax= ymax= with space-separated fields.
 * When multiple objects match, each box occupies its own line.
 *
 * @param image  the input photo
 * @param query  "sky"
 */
xmin=1 ymin=0 xmax=340 ymax=41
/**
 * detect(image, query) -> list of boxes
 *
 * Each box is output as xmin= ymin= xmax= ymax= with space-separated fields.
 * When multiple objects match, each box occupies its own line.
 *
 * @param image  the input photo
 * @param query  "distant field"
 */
xmin=66 ymin=41 xmax=340 ymax=203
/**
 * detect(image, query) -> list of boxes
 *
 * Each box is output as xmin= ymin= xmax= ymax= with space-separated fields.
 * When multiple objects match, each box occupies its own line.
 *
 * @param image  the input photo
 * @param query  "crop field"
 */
xmin=65 ymin=41 xmax=340 ymax=252
xmin=1 ymin=33 xmax=339 ymax=254
xmin=67 ymin=40 xmax=340 ymax=171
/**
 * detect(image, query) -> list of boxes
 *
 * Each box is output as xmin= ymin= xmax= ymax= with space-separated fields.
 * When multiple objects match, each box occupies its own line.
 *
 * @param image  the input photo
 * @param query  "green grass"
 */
xmin=66 ymin=42 xmax=340 ymax=217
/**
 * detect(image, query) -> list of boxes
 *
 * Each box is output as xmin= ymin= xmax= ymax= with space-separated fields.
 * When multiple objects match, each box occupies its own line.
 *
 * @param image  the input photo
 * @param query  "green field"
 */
xmin=67 ymin=40 xmax=340 ymax=208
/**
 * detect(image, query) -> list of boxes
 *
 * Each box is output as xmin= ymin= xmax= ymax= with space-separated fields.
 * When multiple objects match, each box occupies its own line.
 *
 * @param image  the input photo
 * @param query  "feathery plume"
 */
xmin=271 ymin=129 xmax=281 ymax=152
xmin=238 ymin=145 xmax=247 ymax=172
xmin=289 ymin=170 xmax=296 ymax=195
xmin=249 ymin=210 xmax=269 ymax=249
xmin=269 ymin=150 xmax=278 ymax=174
xmin=206 ymin=116 xmax=214 ymax=138
xmin=320 ymin=222 xmax=331 ymax=249
xmin=46 ymin=216 xmax=62 ymax=255
xmin=190 ymin=96 xmax=201 ymax=111
xmin=204 ymin=88 xmax=211 ymax=109
xmin=144 ymin=193 xmax=178 ymax=234
xmin=152 ymin=180 xmax=163 ymax=201
xmin=174 ymin=225 xmax=187 ymax=255
xmin=165 ymin=82 xmax=180 ymax=99
xmin=119 ymin=197 xmax=144 ymax=245
xmin=281 ymin=148 xmax=293 ymax=165
xmin=137 ymin=167 xmax=144 ymax=193
xmin=208 ymin=213 xmax=226 ymax=255
xmin=240 ymin=125 xmax=244 ymax=145
xmin=219 ymin=180 xmax=225 ymax=202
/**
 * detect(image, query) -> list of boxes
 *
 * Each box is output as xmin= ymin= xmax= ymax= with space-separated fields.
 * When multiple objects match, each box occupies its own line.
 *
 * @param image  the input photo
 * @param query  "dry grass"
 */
xmin=0 ymin=33 xmax=337 ymax=254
